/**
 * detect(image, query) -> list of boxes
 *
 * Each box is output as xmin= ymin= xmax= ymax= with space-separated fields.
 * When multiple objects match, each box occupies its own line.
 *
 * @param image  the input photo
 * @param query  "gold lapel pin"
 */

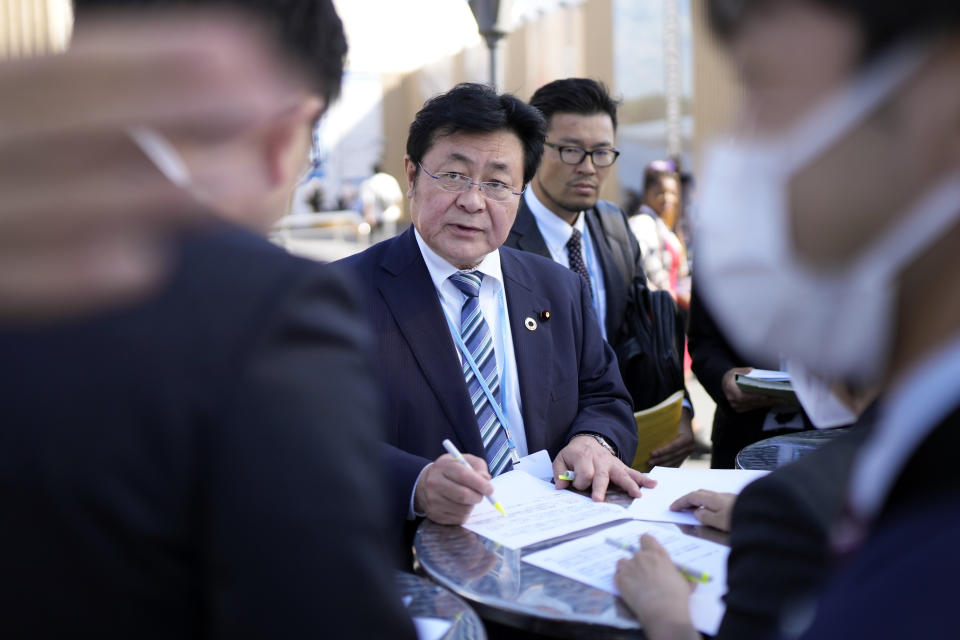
xmin=524 ymin=317 xmax=538 ymax=331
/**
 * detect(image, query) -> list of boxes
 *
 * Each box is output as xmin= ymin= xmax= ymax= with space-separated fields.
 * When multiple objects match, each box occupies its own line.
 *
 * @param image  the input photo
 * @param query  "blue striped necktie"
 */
xmin=448 ymin=271 xmax=513 ymax=476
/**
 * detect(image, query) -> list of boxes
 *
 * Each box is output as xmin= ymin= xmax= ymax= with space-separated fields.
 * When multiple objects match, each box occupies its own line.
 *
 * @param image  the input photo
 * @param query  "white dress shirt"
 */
xmin=523 ymin=188 xmax=608 ymax=338
xmin=408 ymin=230 xmax=528 ymax=518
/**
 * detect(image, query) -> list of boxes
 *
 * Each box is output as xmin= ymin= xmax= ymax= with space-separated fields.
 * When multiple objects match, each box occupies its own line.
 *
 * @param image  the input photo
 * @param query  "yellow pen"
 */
xmin=604 ymin=538 xmax=712 ymax=584
xmin=442 ymin=439 xmax=507 ymax=516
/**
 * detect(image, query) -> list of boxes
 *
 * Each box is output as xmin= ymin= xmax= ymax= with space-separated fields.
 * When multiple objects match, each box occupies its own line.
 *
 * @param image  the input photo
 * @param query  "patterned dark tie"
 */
xmin=566 ymin=227 xmax=594 ymax=299
xmin=448 ymin=272 xmax=514 ymax=476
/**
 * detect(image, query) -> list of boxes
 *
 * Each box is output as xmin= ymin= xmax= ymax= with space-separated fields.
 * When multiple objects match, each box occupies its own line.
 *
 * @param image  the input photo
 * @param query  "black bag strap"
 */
xmin=593 ymin=200 xmax=640 ymax=285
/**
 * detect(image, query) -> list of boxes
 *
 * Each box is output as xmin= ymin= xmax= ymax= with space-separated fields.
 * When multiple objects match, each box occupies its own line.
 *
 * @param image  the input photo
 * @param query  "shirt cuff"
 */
xmin=407 ymin=463 xmax=431 ymax=520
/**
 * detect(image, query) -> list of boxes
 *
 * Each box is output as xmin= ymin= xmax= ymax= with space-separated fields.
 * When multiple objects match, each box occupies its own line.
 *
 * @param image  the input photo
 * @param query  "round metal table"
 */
xmin=396 ymin=570 xmax=487 ymax=640
xmin=412 ymin=491 xmax=729 ymax=639
xmin=736 ymin=427 xmax=852 ymax=470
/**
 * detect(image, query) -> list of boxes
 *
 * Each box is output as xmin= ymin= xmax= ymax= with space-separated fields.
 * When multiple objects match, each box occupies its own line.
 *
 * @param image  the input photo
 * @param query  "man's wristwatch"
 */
xmin=578 ymin=432 xmax=617 ymax=457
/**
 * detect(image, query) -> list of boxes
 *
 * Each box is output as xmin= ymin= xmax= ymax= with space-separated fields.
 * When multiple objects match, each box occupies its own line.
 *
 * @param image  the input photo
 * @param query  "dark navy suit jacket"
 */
xmin=0 ymin=224 xmax=414 ymax=639
xmin=505 ymin=198 xmax=637 ymax=344
xmin=337 ymin=227 xmax=637 ymax=527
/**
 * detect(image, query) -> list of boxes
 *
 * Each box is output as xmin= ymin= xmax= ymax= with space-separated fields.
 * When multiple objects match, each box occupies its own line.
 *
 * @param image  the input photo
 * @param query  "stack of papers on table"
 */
xmin=627 ymin=466 xmax=769 ymax=525
xmin=461 ymin=465 xmax=772 ymax=635
xmin=464 ymin=466 xmax=769 ymax=548
xmin=523 ymin=520 xmax=730 ymax=635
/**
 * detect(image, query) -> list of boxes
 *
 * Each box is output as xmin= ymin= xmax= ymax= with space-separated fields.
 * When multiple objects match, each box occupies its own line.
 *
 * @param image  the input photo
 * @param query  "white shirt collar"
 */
xmin=413 ymin=227 xmax=504 ymax=290
xmin=849 ymin=335 xmax=960 ymax=520
xmin=524 ymin=187 xmax=585 ymax=253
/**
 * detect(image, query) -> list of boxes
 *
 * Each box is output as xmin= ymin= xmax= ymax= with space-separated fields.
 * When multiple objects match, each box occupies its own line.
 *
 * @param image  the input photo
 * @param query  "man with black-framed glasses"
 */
xmin=506 ymin=77 xmax=696 ymax=468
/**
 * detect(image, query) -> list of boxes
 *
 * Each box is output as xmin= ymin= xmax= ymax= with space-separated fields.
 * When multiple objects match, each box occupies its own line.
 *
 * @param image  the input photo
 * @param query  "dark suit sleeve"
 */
xmin=203 ymin=263 xmax=414 ymax=639
xmin=566 ymin=274 xmax=638 ymax=463
xmin=379 ymin=443 xmax=431 ymax=525
xmin=718 ymin=473 xmax=832 ymax=640
xmin=717 ymin=431 xmax=865 ymax=640
xmin=688 ymin=280 xmax=743 ymax=408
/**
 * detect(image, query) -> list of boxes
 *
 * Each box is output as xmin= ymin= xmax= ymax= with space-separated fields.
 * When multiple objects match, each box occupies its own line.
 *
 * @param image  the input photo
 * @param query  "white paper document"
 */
xmin=522 ymin=520 xmax=730 ymax=635
xmin=464 ymin=471 xmax=626 ymax=549
xmin=511 ymin=449 xmax=555 ymax=482
xmin=626 ymin=467 xmax=769 ymax=525
xmin=742 ymin=369 xmax=791 ymax=382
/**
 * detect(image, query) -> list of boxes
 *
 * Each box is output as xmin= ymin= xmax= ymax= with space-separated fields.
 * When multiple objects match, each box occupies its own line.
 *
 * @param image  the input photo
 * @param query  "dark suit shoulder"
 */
xmin=719 ymin=428 xmax=867 ymax=640
xmin=796 ymin=494 xmax=960 ymax=639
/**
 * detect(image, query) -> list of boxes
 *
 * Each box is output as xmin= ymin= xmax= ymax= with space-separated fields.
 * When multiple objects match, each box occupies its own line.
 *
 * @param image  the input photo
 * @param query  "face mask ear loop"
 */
xmin=778 ymin=43 xmax=928 ymax=175
xmin=852 ymin=176 xmax=960 ymax=286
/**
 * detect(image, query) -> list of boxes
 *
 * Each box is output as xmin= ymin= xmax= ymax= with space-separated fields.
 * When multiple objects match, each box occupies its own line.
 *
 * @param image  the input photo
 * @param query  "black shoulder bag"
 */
xmin=615 ymin=278 xmax=685 ymax=411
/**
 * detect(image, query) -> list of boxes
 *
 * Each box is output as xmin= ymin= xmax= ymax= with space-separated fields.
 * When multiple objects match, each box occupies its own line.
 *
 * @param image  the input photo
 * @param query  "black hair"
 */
xmin=528 ymin=78 xmax=621 ymax=131
xmin=707 ymin=0 xmax=960 ymax=63
xmin=642 ymin=165 xmax=679 ymax=194
xmin=73 ymin=0 xmax=347 ymax=102
xmin=406 ymin=83 xmax=546 ymax=185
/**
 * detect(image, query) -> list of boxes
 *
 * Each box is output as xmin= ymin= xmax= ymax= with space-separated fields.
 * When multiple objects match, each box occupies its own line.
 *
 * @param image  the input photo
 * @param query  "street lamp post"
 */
xmin=468 ymin=0 xmax=507 ymax=89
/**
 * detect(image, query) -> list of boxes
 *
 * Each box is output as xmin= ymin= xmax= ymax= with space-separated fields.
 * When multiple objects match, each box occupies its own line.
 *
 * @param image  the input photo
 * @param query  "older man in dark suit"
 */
xmin=338 ymin=84 xmax=654 ymax=538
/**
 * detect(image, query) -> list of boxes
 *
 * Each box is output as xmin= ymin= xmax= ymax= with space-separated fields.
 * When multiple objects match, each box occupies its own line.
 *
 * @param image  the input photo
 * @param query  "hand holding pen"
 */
xmin=606 ymin=536 xmax=711 ymax=583
xmin=442 ymin=439 xmax=506 ymax=516
xmin=614 ymin=534 xmax=700 ymax=640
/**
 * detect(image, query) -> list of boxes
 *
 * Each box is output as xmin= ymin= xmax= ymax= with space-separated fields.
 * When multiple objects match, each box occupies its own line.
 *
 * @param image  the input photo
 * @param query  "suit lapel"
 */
xmin=585 ymin=209 xmax=628 ymax=338
xmin=500 ymin=248 xmax=554 ymax=454
xmin=506 ymin=199 xmax=552 ymax=258
xmin=376 ymin=229 xmax=484 ymax=455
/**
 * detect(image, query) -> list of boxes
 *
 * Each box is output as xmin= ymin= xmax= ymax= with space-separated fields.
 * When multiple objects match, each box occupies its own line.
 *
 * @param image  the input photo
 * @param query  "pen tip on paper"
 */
xmin=494 ymin=502 xmax=507 ymax=516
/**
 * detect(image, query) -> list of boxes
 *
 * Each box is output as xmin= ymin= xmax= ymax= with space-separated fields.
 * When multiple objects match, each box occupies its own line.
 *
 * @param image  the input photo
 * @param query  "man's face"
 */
xmin=730 ymin=1 xmax=861 ymax=136
xmin=728 ymin=0 xmax=956 ymax=268
xmin=405 ymin=129 xmax=525 ymax=268
xmin=533 ymin=112 xmax=616 ymax=220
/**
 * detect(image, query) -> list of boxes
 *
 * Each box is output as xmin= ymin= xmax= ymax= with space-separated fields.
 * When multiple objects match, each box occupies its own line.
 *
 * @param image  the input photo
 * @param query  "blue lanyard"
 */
xmin=442 ymin=283 xmax=520 ymax=464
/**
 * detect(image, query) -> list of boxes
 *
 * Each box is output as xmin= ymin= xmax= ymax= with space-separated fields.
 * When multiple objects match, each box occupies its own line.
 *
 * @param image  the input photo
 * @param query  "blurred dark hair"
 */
xmin=708 ymin=0 xmax=960 ymax=62
xmin=73 ymin=0 xmax=347 ymax=102
xmin=406 ymin=83 xmax=546 ymax=185
xmin=642 ymin=160 xmax=679 ymax=193
xmin=529 ymin=78 xmax=621 ymax=131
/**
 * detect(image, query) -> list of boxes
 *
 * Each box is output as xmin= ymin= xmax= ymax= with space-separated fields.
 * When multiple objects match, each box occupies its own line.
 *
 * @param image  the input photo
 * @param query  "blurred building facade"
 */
xmin=330 ymin=0 xmax=741 ymax=221
xmin=0 ymin=0 xmax=741 ymax=222
xmin=0 ymin=0 xmax=72 ymax=58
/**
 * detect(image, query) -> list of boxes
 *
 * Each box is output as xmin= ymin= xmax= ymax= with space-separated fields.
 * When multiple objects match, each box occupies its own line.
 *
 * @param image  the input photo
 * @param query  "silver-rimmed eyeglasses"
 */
xmin=418 ymin=163 xmax=523 ymax=202
xmin=544 ymin=142 xmax=620 ymax=167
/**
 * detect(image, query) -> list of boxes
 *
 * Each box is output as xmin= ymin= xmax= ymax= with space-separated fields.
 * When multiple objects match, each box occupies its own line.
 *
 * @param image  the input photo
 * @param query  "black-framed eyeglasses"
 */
xmin=418 ymin=163 xmax=523 ymax=202
xmin=545 ymin=142 xmax=620 ymax=167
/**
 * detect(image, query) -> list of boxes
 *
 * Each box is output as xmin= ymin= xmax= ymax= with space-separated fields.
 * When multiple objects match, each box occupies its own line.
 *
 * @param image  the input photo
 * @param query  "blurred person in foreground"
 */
xmin=505 ymin=78 xmax=695 ymax=468
xmin=629 ymin=160 xmax=691 ymax=311
xmin=0 ymin=1 xmax=415 ymax=637
xmin=337 ymin=83 xmax=652 ymax=553
xmin=614 ymin=0 xmax=960 ymax=638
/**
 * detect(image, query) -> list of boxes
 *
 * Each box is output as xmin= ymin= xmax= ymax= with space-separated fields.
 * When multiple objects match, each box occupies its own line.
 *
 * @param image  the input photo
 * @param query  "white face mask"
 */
xmin=694 ymin=46 xmax=960 ymax=386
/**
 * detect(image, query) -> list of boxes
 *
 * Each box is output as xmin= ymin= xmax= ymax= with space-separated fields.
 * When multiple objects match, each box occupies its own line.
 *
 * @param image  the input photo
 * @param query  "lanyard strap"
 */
xmin=442 ymin=288 xmax=520 ymax=463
